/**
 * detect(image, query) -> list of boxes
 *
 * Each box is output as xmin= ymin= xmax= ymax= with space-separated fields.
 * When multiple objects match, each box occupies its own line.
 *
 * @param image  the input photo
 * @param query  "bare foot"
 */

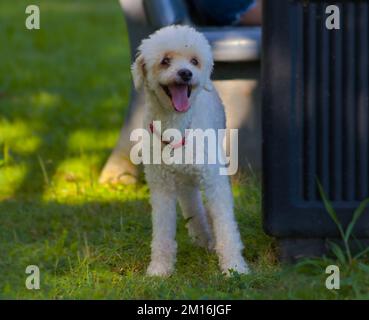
xmin=99 ymin=154 xmax=138 ymax=185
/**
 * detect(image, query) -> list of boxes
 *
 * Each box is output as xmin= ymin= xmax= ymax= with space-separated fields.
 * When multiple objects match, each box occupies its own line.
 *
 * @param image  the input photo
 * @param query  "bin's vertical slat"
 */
xmin=357 ymin=2 xmax=369 ymax=199
xmin=319 ymin=2 xmax=330 ymax=197
xmin=343 ymin=3 xmax=357 ymax=201
xmin=331 ymin=3 xmax=343 ymax=201
xmin=294 ymin=3 xmax=305 ymax=201
xmin=304 ymin=4 xmax=318 ymax=201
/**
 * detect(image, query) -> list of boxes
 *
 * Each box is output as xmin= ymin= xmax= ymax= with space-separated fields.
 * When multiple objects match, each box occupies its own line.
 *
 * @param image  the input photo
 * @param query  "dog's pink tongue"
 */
xmin=168 ymin=84 xmax=189 ymax=112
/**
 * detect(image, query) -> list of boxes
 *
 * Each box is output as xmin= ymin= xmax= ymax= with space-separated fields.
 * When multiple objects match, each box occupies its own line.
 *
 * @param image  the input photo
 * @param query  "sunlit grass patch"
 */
xmin=0 ymin=120 xmax=41 ymax=156
xmin=0 ymin=164 xmax=28 ymax=199
xmin=67 ymin=130 xmax=119 ymax=152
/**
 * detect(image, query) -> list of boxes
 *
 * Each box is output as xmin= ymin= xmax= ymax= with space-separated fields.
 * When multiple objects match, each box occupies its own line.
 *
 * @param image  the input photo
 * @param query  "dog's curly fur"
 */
xmin=132 ymin=25 xmax=249 ymax=276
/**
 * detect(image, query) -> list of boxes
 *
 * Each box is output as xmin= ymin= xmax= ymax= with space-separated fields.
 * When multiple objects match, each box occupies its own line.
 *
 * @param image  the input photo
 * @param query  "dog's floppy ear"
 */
xmin=131 ymin=53 xmax=146 ymax=89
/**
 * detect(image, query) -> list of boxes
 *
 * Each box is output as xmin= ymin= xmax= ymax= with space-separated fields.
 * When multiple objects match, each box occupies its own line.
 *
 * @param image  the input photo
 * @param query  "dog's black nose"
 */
xmin=178 ymin=69 xmax=192 ymax=82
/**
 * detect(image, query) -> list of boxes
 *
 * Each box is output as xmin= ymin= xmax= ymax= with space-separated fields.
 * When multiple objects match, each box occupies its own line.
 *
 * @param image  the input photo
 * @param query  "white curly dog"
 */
xmin=131 ymin=25 xmax=249 ymax=276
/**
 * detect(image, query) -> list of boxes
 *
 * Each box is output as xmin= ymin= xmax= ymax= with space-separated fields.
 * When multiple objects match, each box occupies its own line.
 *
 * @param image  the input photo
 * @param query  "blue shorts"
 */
xmin=191 ymin=0 xmax=256 ymax=26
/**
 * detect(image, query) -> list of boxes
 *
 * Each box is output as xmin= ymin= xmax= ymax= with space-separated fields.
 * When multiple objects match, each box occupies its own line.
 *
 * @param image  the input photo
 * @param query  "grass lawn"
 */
xmin=1 ymin=0 xmax=369 ymax=299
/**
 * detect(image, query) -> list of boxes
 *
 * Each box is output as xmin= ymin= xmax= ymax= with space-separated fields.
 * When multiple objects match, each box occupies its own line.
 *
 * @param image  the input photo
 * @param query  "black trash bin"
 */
xmin=262 ymin=0 xmax=369 ymax=260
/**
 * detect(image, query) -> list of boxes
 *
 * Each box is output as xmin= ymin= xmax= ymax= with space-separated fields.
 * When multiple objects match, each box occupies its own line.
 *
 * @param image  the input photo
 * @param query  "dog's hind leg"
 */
xmin=204 ymin=173 xmax=249 ymax=276
xmin=177 ymin=185 xmax=214 ymax=250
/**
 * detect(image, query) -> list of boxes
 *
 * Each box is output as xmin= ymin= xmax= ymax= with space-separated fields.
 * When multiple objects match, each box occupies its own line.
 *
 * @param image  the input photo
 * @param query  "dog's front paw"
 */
xmin=221 ymin=258 xmax=250 ymax=276
xmin=147 ymin=261 xmax=174 ymax=277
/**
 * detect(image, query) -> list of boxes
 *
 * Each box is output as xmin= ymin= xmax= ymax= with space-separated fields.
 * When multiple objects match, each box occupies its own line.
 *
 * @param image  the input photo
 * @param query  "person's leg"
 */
xmin=191 ymin=0 xmax=257 ymax=26
xmin=99 ymin=89 xmax=144 ymax=184
xmin=238 ymin=0 xmax=262 ymax=26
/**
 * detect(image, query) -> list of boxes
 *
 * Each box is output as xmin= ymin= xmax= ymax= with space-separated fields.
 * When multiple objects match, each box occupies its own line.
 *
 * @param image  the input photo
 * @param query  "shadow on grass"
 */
xmin=0 ymin=198 xmax=152 ymax=278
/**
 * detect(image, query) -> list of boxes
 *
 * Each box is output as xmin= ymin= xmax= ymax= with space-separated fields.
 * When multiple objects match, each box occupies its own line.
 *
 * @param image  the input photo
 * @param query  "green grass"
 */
xmin=1 ymin=0 xmax=369 ymax=299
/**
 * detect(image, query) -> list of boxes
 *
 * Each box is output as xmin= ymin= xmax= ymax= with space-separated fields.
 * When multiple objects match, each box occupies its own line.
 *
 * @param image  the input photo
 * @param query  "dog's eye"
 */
xmin=160 ymin=57 xmax=171 ymax=66
xmin=191 ymin=58 xmax=199 ymax=66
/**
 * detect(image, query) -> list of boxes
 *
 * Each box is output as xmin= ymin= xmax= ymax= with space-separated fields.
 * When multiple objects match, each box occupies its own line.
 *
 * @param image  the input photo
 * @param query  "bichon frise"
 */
xmin=131 ymin=25 xmax=249 ymax=276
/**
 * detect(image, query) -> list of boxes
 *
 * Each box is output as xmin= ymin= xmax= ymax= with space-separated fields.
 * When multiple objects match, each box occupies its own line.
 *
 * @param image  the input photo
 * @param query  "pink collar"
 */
xmin=149 ymin=121 xmax=189 ymax=149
